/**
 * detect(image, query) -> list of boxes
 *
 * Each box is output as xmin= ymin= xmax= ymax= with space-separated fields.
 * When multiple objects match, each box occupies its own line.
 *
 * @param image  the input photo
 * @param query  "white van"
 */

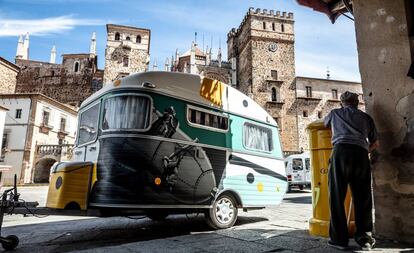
xmin=285 ymin=153 xmax=311 ymax=192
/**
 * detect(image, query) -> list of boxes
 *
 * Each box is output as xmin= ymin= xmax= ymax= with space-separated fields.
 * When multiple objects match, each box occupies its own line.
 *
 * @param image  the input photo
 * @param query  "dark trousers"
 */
xmin=328 ymin=143 xmax=373 ymax=245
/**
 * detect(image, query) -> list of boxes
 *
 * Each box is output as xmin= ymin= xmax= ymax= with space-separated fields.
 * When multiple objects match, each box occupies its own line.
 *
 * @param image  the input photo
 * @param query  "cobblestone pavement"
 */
xmin=1 ymin=186 xmax=412 ymax=252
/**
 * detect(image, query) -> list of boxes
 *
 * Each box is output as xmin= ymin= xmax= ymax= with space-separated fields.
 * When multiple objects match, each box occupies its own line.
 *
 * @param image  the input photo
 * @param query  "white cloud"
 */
xmin=0 ymin=15 xmax=104 ymax=37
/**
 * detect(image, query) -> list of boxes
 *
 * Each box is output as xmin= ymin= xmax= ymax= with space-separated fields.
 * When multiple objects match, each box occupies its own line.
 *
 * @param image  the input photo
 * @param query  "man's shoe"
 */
xmin=328 ymin=240 xmax=349 ymax=250
xmin=355 ymin=234 xmax=376 ymax=251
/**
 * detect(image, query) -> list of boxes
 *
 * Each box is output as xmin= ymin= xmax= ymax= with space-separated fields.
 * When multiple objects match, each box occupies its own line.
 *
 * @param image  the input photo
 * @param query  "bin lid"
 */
xmin=307 ymin=120 xmax=329 ymax=130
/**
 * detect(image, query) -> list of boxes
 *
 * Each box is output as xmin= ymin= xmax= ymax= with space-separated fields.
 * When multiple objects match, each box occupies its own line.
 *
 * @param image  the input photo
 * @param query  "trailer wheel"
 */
xmin=2 ymin=235 xmax=19 ymax=251
xmin=205 ymin=194 xmax=238 ymax=229
xmin=147 ymin=211 xmax=169 ymax=221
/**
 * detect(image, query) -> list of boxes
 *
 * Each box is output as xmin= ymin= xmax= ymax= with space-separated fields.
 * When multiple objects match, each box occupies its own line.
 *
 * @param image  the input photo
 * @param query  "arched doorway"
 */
xmin=33 ymin=158 xmax=57 ymax=183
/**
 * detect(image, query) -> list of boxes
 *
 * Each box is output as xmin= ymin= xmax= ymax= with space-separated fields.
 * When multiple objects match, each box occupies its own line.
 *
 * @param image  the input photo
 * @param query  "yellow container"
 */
xmin=46 ymin=162 xmax=94 ymax=210
xmin=307 ymin=120 xmax=355 ymax=237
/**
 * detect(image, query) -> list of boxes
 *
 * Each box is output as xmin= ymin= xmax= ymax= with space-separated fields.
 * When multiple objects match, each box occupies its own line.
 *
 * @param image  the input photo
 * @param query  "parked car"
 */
xmin=285 ymin=153 xmax=311 ymax=192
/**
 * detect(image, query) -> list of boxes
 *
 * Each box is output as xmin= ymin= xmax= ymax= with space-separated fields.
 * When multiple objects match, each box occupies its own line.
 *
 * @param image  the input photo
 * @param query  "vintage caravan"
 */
xmin=46 ymin=72 xmax=287 ymax=229
xmin=285 ymin=153 xmax=311 ymax=192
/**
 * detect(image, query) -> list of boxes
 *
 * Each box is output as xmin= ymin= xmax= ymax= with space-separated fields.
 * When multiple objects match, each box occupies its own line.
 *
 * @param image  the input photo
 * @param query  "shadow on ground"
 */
xmin=3 ymin=214 xmax=268 ymax=252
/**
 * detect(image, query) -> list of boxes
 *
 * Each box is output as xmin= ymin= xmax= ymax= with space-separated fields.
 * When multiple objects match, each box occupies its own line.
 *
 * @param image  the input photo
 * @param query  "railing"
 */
xmin=283 ymin=150 xmax=304 ymax=157
xmin=36 ymin=144 xmax=74 ymax=156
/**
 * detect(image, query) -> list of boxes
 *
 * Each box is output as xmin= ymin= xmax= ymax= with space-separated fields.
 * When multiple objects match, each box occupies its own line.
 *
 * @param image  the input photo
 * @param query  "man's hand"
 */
xmin=369 ymin=140 xmax=379 ymax=153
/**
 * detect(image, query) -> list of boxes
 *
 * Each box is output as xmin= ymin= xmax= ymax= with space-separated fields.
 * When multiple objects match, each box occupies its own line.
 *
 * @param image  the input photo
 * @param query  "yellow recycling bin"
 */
xmin=307 ymin=120 xmax=355 ymax=237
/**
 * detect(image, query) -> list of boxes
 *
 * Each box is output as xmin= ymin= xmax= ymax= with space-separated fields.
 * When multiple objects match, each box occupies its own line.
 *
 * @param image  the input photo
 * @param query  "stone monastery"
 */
xmin=11 ymin=7 xmax=363 ymax=153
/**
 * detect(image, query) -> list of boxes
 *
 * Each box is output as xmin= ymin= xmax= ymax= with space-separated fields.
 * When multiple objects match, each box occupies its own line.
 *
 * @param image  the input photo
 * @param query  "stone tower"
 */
xmin=228 ymin=8 xmax=298 ymax=152
xmin=103 ymin=24 xmax=151 ymax=84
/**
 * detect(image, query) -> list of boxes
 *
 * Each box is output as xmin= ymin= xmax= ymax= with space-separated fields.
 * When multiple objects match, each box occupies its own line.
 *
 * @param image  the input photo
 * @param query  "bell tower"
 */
xmin=103 ymin=24 xmax=151 ymax=84
xmin=228 ymin=8 xmax=298 ymax=152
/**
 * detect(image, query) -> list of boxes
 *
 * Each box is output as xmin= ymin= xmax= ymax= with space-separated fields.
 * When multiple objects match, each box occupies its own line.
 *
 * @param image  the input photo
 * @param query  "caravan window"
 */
xmin=78 ymin=103 xmax=100 ymax=145
xmin=243 ymin=123 xmax=273 ymax=152
xmin=292 ymin=158 xmax=303 ymax=170
xmin=102 ymin=95 xmax=151 ymax=131
xmin=187 ymin=106 xmax=228 ymax=131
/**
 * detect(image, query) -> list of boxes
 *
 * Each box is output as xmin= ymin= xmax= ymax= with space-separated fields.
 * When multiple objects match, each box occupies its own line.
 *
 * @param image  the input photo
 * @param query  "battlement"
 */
xmin=249 ymin=7 xmax=293 ymax=19
xmin=227 ymin=7 xmax=294 ymax=39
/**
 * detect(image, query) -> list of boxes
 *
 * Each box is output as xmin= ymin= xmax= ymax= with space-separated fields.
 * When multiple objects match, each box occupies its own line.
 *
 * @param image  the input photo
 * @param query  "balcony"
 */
xmin=267 ymin=100 xmax=285 ymax=105
xmin=36 ymin=144 xmax=73 ymax=156
xmin=266 ymin=79 xmax=284 ymax=85
xmin=296 ymin=96 xmax=322 ymax=101
xmin=39 ymin=123 xmax=53 ymax=134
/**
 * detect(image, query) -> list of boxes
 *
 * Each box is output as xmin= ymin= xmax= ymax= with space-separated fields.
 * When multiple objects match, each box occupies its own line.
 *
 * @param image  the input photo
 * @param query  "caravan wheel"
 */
xmin=205 ymin=194 xmax=238 ymax=229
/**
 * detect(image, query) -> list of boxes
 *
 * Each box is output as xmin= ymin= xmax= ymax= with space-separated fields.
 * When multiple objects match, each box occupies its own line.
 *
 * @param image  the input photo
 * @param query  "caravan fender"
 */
xmin=215 ymin=189 xmax=243 ymax=208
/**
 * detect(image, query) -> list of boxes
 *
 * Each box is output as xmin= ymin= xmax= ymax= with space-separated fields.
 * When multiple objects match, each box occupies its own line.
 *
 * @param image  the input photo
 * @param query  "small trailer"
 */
xmin=0 ymin=72 xmax=288 ymax=250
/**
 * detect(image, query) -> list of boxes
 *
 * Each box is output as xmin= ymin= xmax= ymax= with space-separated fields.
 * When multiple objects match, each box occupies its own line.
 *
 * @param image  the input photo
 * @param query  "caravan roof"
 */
xmin=82 ymin=71 xmax=278 ymax=127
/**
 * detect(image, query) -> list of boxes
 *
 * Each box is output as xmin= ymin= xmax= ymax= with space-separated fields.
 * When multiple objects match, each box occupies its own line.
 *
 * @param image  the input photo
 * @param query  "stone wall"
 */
xmin=0 ymin=58 xmax=19 ymax=94
xmin=295 ymin=77 xmax=364 ymax=150
xmin=353 ymin=0 xmax=414 ymax=243
xmin=197 ymin=64 xmax=232 ymax=83
xmin=15 ymin=56 xmax=102 ymax=107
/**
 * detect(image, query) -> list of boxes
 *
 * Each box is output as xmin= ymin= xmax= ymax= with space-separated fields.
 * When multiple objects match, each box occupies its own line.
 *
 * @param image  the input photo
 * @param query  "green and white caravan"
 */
xmin=68 ymin=71 xmax=287 ymax=229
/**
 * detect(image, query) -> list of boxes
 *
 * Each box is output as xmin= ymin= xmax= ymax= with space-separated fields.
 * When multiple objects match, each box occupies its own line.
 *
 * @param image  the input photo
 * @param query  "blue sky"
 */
xmin=0 ymin=0 xmax=361 ymax=82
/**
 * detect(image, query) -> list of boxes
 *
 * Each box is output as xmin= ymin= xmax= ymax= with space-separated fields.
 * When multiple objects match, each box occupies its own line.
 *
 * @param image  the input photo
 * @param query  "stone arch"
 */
xmin=204 ymin=72 xmax=229 ymax=84
xmin=33 ymin=157 xmax=57 ymax=183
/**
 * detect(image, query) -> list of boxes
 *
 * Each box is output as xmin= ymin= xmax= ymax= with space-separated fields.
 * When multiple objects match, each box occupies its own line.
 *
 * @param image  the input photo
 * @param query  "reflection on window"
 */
xmin=305 ymin=158 xmax=310 ymax=170
xmin=187 ymin=107 xmax=228 ymax=131
xmin=243 ymin=122 xmax=273 ymax=152
xmin=60 ymin=117 xmax=67 ymax=132
xmin=42 ymin=110 xmax=50 ymax=126
xmin=292 ymin=158 xmax=303 ymax=170
xmin=78 ymin=103 xmax=99 ymax=145
xmin=102 ymin=95 xmax=151 ymax=130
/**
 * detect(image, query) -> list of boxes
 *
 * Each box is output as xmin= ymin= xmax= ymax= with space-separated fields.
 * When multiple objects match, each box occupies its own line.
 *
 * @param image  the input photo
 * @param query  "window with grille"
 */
xmin=332 ymin=89 xmax=338 ymax=99
xmin=271 ymin=87 xmax=277 ymax=102
xmin=305 ymin=86 xmax=312 ymax=97
xmin=271 ymin=70 xmax=278 ymax=80
xmin=187 ymin=106 xmax=228 ymax=131
xmin=42 ymin=110 xmax=50 ymax=126
xmin=60 ymin=117 xmax=67 ymax=132
xmin=123 ymin=56 xmax=129 ymax=67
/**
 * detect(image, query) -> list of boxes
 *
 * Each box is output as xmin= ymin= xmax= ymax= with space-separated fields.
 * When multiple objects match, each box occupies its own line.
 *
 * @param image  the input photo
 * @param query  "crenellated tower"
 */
xmin=227 ymin=7 xmax=298 ymax=152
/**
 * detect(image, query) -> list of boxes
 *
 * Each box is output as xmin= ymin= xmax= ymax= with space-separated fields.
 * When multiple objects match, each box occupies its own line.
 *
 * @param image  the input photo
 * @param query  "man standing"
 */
xmin=324 ymin=91 xmax=379 ymax=251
